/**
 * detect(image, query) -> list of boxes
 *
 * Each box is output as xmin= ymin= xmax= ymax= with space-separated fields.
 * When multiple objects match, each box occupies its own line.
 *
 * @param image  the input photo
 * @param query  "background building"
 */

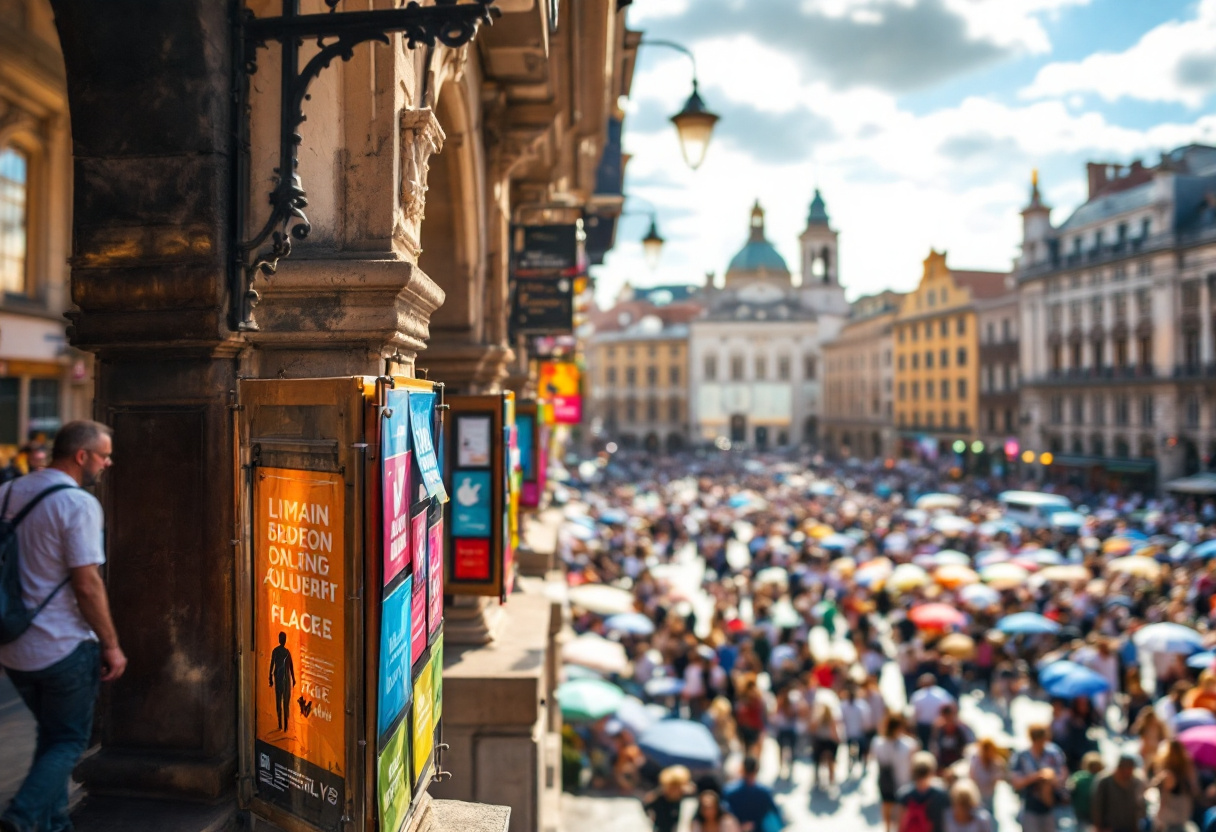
xmin=893 ymin=251 xmax=1010 ymax=460
xmin=0 ymin=1 xmax=90 ymax=462
xmin=689 ymin=198 xmax=847 ymax=449
xmin=976 ymin=290 xmax=1021 ymax=476
xmin=1017 ymin=146 xmax=1216 ymax=493
xmin=822 ymin=291 xmax=901 ymax=460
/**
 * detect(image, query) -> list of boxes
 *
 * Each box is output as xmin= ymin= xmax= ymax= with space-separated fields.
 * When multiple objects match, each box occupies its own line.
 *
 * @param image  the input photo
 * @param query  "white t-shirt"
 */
xmin=872 ymin=735 xmax=919 ymax=788
xmin=0 ymin=469 xmax=105 ymax=672
xmin=911 ymin=686 xmax=956 ymax=725
xmin=840 ymin=699 xmax=872 ymax=739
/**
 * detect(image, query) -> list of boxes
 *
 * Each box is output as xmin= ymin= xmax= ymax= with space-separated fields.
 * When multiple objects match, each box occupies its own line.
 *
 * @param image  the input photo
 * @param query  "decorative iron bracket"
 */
xmin=231 ymin=0 xmax=499 ymax=331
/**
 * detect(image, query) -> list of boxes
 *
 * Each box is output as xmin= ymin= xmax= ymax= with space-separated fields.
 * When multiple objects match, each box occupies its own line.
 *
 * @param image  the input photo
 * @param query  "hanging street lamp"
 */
xmin=641 ymin=39 xmax=720 ymax=170
xmin=641 ymin=215 xmax=666 ymax=269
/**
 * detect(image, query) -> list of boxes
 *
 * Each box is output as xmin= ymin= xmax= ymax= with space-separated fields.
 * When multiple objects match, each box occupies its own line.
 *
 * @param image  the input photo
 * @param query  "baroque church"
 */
xmin=689 ymin=191 xmax=849 ymax=448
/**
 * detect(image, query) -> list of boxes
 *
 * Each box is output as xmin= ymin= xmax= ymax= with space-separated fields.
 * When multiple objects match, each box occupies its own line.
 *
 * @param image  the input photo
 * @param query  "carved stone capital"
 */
xmin=397 ymin=108 xmax=446 ymax=255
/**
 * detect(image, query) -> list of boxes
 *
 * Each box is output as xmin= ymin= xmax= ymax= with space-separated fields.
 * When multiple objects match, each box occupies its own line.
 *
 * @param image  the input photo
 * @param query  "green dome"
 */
xmin=727 ymin=201 xmax=790 ymax=276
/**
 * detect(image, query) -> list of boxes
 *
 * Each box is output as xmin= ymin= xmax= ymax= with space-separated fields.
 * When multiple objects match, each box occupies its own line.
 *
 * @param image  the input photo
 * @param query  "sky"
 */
xmin=594 ymin=0 xmax=1216 ymax=305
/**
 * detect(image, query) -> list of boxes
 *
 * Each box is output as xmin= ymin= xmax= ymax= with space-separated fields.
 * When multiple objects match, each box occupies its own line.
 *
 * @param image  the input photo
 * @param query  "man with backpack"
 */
xmin=897 ymin=751 xmax=950 ymax=832
xmin=0 ymin=420 xmax=125 ymax=832
xmin=1010 ymin=724 xmax=1069 ymax=832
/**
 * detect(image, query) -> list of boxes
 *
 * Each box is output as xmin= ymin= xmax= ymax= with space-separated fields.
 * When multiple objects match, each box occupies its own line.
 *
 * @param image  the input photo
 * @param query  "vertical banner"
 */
xmin=383 ymin=389 xmax=413 ymax=587
xmin=254 ymin=468 xmax=345 ymax=830
xmin=377 ymin=577 xmax=412 ymax=740
xmin=411 ymin=653 xmax=436 ymax=789
xmin=432 ymin=633 xmax=444 ymax=723
xmin=538 ymin=361 xmax=582 ymax=424
xmin=427 ymin=505 xmax=444 ymax=638
xmin=409 ymin=392 xmax=448 ymax=502
xmin=377 ymin=721 xmax=410 ymax=832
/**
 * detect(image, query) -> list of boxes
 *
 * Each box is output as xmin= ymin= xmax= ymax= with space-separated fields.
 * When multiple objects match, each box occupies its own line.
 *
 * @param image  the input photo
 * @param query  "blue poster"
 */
xmin=452 ymin=470 xmax=492 ymax=538
xmin=377 ymin=577 xmax=413 ymax=738
xmin=384 ymin=389 xmax=411 ymax=459
xmin=517 ymin=414 xmax=535 ymax=481
xmin=409 ymin=391 xmax=449 ymax=503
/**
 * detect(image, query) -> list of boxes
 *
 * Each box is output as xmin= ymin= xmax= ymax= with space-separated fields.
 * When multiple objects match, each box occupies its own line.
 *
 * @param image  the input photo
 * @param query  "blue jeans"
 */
xmin=2 ymin=640 xmax=100 ymax=832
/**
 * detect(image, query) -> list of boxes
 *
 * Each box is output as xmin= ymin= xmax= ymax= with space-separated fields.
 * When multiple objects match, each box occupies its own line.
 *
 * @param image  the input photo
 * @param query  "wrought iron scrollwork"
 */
xmin=232 ymin=0 xmax=498 ymax=331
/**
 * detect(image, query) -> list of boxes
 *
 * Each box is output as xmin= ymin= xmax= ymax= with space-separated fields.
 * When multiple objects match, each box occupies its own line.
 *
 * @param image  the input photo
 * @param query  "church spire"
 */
xmin=748 ymin=199 xmax=766 ymax=242
xmin=807 ymin=188 xmax=829 ymax=225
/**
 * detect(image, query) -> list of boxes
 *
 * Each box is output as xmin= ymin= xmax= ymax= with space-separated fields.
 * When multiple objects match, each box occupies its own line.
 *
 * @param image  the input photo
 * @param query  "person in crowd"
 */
xmin=1151 ymin=740 xmax=1199 ymax=832
xmin=911 ymin=674 xmax=956 ymax=750
xmin=1091 ymin=753 xmax=1146 ymax=832
xmin=840 ymin=683 xmax=873 ymax=778
xmin=1131 ymin=707 xmax=1169 ymax=778
xmin=943 ymin=778 xmax=993 ymax=832
xmin=644 ymin=765 xmax=694 ymax=832
xmin=929 ymin=703 xmax=975 ymax=774
xmin=1068 ymin=751 xmax=1104 ymax=832
xmin=0 ymin=421 xmax=124 ymax=832
xmin=771 ymin=685 xmax=801 ymax=781
xmin=966 ymin=737 xmax=1007 ymax=819
xmin=897 ymin=751 xmax=950 ymax=832
xmin=874 ymin=714 xmax=921 ymax=832
xmin=723 ymin=756 xmax=783 ymax=832
xmin=690 ymin=789 xmax=741 ymax=832
xmin=1009 ymin=724 xmax=1068 ymax=832
xmin=809 ymin=697 xmax=844 ymax=791
xmin=703 ymin=696 xmax=738 ymax=763
xmin=734 ymin=674 xmax=768 ymax=760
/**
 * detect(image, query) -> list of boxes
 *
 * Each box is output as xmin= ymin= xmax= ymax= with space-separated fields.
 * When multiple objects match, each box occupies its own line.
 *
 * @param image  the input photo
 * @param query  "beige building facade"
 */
xmin=822 ymin=291 xmax=900 ymax=460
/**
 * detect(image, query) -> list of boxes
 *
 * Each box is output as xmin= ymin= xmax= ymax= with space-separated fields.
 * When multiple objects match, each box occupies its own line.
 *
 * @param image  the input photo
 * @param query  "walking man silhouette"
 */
xmin=269 ymin=631 xmax=295 ymax=732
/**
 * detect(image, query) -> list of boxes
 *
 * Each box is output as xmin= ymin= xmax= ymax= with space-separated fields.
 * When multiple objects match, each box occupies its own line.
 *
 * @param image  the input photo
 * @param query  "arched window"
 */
xmin=0 ymin=147 xmax=29 ymax=295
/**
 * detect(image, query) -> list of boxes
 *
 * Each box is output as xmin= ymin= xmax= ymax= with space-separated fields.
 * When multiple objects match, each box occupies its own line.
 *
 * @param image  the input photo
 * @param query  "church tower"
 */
xmin=798 ymin=189 xmax=849 ymax=315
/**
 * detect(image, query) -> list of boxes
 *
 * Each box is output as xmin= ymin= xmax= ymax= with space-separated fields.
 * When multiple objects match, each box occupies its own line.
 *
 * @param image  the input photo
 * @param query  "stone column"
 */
xmin=51 ymin=1 xmax=242 ymax=799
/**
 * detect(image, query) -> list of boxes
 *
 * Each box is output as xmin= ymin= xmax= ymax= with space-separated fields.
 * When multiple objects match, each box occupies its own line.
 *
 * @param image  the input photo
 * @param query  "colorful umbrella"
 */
xmin=932 ymin=515 xmax=975 ymax=535
xmin=604 ymin=612 xmax=656 ymax=637
xmin=1134 ymin=623 xmax=1204 ymax=654
xmin=997 ymin=612 xmax=1060 ymax=635
xmin=568 ymin=584 xmax=636 ymax=615
xmin=1102 ymin=537 xmax=1135 ymax=556
xmin=1038 ymin=660 xmax=1087 ymax=688
xmin=1175 ymin=709 xmax=1216 ymax=733
xmin=556 ymin=678 xmax=625 ymax=721
xmin=1107 ymin=556 xmax=1161 ymax=580
xmin=1188 ymin=651 xmax=1216 ymax=670
xmin=1042 ymin=664 xmax=1111 ymax=699
xmin=1038 ymin=564 xmax=1091 ymax=583
xmin=754 ymin=566 xmax=790 ymax=588
xmin=909 ymin=603 xmax=968 ymax=630
xmin=934 ymin=564 xmax=979 ymax=589
xmin=938 ymin=633 xmax=976 ymax=659
xmin=562 ymin=633 xmax=630 ymax=674
xmin=638 ymin=719 xmax=722 ymax=771
xmin=959 ymin=584 xmax=1001 ymax=608
xmin=889 ymin=563 xmax=930 ymax=593
xmin=916 ymin=493 xmax=963 ymax=510
xmin=931 ymin=550 xmax=971 ymax=567
xmin=981 ymin=562 xmax=1030 ymax=589
xmin=1179 ymin=725 xmax=1216 ymax=768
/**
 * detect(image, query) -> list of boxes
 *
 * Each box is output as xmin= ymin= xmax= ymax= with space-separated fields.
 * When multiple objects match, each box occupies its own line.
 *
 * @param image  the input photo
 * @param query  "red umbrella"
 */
xmin=908 ymin=603 xmax=968 ymax=631
xmin=1179 ymin=725 xmax=1216 ymax=769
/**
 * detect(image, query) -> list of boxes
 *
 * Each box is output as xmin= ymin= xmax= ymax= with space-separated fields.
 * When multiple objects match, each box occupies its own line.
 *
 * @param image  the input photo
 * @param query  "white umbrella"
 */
xmin=917 ymin=493 xmax=963 ymax=511
xmin=932 ymin=515 xmax=975 ymax=535
xmin=1134 ymin=623 xmax=1204 ymax=654
xmin=754 ymin=567 xmax=789 ymax=588
xmin=562 ymin=633 xmax=630 ymax=675
xmin=568 ymin=584 xmax=636 ymax=616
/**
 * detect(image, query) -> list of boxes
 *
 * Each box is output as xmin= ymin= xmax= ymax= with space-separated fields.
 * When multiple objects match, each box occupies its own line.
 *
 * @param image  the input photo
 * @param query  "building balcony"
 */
xmin=1173 ymin=363 xmax=1216 ymax=379
xmin=1032 ymin=365 xmax=1158 ymax=385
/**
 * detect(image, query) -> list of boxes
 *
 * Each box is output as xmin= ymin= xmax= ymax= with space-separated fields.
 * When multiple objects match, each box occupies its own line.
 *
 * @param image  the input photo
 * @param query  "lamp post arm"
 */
xmin=638 ymin=38 xmax=699 ymax=84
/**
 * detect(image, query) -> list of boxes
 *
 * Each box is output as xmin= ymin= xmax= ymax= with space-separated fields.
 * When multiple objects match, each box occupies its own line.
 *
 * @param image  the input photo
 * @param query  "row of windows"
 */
xmin=603 ymin=398 xmax=683 ymax=425
xmin=606 ymin=366 xmax=680 ymax=386
xmin=896 ymin=315 xmax=966 ymax=343
xmin=1045 ymin=260 xmax=1152 ymax=293
xmin=604 ymin=343 xmax=682 ymax=359
xmin=984 ymin=409 xmax=1016 ymax=434
xmin=1049 ymin=336 xmax=1151 ymax=372
xmin=896 ymin=410 xmax=969 ymax=429
xmin=898 ymin=378 xmax=968 ymax=402
xmin=980 ymin=363 xmax=1019 ymax=393
xmin=704 ymin=354 xmax=816 ymax=382
xmin=982 ymin=318 xmax=1017 ymax=345
xmin=1048 ymin=394 xmax=1155 ymax=428
xmin=897 ymin=347 xmax=968 ymax=371
xmin=1048 ymin=434 xmax=1154 ymax=459
xmin=826 ymin=350 xmax=892 ymax=373
xmin=1047 ymin=289 xmax=1152 ymax=331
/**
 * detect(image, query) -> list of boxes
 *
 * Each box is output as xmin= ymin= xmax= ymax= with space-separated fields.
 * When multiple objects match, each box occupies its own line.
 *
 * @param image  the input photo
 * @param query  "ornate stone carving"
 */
xmin=400 ymin=107 xmax=446 ymax=230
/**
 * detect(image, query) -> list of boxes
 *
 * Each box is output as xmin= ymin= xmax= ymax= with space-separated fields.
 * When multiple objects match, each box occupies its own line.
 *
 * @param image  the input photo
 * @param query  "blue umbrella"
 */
xmin=1189 ymin=651 xmax=1216 ymax=670
xmin=644 ymin=676 xmax=686 ymax=698
xmin=1193 ymin=540 xmax=1216 ymax=560
xmin=1175 ymin=708 xmax=1216 ymax=733
xmin=1043 ymin=665 xmax=1111 ymax=699
xmin=820 ymin=534 xmax=856 ymax=552
xmin=997 ymin=612 xmax=1061 ymax=636
xmin=597 ymin=509 xmax=628 ymax=526
xmin=1038 ymin=660 xmax=1085 ymax=688
xmin=1104 ymin=595 xmax=1134 ymax=609
xmin=614 ymin=695 xmax=661 ymax=735
xmin=637 ymin=719 xmax=722 ymax=771
xmin=604 ymin=613 xmax=656 ymax=637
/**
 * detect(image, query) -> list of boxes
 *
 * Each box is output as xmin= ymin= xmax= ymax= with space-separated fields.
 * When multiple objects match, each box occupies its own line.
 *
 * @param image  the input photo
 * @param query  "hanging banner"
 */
xmin=383 ymin=389 xmax=413 ymax=587
xmin=253 ymin=468 xmax=345 ymax=830
xmin=411 ymin=654 xmax=436 ymax=788
xmin=377 ymin=578 xmax=412 ymax=740
xmin=377 ymin=720 xmax=410 ymax=832
xmin=427 ymin=505 xmax=444 ymax=639
xmin=538 ymin=361 xmax=581 ymax=424
xmin=432 ymin=632 xmax=444 ymax=723
xmin=409 ymin=504 xmax=428 ymax=669
xmin=409 ymin=391 xmax=448 ymax=502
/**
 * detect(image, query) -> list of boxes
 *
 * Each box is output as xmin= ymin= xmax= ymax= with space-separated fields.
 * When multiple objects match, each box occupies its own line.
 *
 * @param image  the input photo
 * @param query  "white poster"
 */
xmin=457 ymin=416 xmax=492 ymax=467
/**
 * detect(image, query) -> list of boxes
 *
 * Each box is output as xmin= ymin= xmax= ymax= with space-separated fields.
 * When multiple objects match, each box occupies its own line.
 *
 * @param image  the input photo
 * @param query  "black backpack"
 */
xmin=0 ymin=482 xmax=79 ymax=645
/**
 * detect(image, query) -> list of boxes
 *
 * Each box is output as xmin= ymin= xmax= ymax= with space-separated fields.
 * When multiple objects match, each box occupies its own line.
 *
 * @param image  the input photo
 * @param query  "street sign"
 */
xmin=511 ymin=278 xmax=574 ymax=336
xmin=509 ymin=223 xmax=583 ymax=277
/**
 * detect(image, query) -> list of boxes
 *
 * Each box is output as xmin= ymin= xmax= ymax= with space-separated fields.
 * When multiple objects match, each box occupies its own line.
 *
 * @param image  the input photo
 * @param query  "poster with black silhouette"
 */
xmin=254 ymin=468 xmax=346 ymax=830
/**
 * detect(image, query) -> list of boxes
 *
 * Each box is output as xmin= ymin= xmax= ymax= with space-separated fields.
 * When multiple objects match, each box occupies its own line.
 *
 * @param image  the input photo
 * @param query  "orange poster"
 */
xmin=254 ymin=468 xmax=346 ymax=829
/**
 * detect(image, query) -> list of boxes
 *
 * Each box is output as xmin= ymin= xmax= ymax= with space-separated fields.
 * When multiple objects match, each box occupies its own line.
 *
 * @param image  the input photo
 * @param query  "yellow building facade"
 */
xmin=893 ymin=251 xmax=1009 ymax=458
xmin=587 ymin=326 xmax=690 ymax=453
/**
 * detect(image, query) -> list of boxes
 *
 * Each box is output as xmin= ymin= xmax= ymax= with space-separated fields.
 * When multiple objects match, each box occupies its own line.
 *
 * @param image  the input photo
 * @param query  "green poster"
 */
xmin=377 ymin=720 xmax=410 ymax=832
xmin=432 ymin=634 xmax=444 ymax=722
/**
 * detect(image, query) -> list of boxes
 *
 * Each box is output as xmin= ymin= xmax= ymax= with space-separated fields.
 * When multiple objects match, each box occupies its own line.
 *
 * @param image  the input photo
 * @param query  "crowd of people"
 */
xmin=556 ymin=452 xmax=1216 ymax=832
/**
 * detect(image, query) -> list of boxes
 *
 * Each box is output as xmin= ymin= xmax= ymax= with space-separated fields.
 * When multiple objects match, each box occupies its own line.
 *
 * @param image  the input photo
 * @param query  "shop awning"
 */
xmin=1165 ymin=472 xmax=1216 ymax=495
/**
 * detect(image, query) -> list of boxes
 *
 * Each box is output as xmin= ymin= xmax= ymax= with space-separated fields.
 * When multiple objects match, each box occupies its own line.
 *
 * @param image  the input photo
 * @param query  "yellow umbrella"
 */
xmin=939 ymin=633 xmax=976 ymax=659
xmin=1103 ymin=538 xmax=1134 ymax=556
xmin=829 ymin=557 xmax=857 ymax=575
xmin=889 ymin=563 xmax=930 ymax=593
xmin=934 ymin=564 xmax=979 ymax=589
xmin=980 ymin=562 xmax=1030 ymax=590
xmin=809 ymin=524 xmax=834 ymax=540
xmin=1108 ymin=556 xmax=1161 ymax=579
xmin=1038 ymin=564 xmax=1091 ymax=583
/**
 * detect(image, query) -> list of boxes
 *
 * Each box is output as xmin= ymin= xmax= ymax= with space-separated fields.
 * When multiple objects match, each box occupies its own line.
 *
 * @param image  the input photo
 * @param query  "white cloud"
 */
xmin=595 ymin=29 xmax=1216 ymax=308
xmin=1022 ymin=0 xmax=1216 ymax=107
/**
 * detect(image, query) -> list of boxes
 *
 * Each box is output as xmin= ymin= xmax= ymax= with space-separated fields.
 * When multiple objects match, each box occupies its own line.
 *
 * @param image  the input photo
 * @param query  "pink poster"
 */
xmin=410 ymin=508 xmax=428 ymax=667
xmin=428 ymin=513 xmax=444 ymax=637
xmin=382 ymin=451 xmax=412 ymax=587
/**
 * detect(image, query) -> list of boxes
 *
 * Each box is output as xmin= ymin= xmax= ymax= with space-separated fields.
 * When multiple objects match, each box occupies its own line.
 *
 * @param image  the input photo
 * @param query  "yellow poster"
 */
xmin=412 ymin=654 xmax=436 ymax=786
xmin=254 ymin=468 xmax=346 ymax=826
xmin=538 ymin=360 xmax=580 ymax=398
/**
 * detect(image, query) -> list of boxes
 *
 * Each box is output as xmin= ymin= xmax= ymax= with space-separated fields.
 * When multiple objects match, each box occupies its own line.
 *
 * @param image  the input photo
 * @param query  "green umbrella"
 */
xmin=556 ymin=678 xmax=625 ymax=722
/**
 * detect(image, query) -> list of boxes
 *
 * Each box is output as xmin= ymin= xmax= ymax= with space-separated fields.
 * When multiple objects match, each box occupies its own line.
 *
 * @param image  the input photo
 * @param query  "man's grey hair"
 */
xmin=52 ymin=420 xmax=113 ymax=462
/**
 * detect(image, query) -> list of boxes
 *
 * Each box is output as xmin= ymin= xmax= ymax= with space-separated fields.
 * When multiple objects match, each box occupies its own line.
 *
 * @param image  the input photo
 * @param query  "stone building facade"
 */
xmin=893 ymin=251 xmax=1010 ymax=459
xmin=821 ymin=291 xmax=900 ymax=460
xmin=689 ymin=197 xmax=848 ymax=449
xmin=28 ymin=1 xmax=635 ymax=829
xmin=0 ymin=0 xmax=90 ymax=463
xmin=1017 ymin=147 xmax=1216 ymax=493
xmin=976 ymin=290 xmax=1021 ymax=474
